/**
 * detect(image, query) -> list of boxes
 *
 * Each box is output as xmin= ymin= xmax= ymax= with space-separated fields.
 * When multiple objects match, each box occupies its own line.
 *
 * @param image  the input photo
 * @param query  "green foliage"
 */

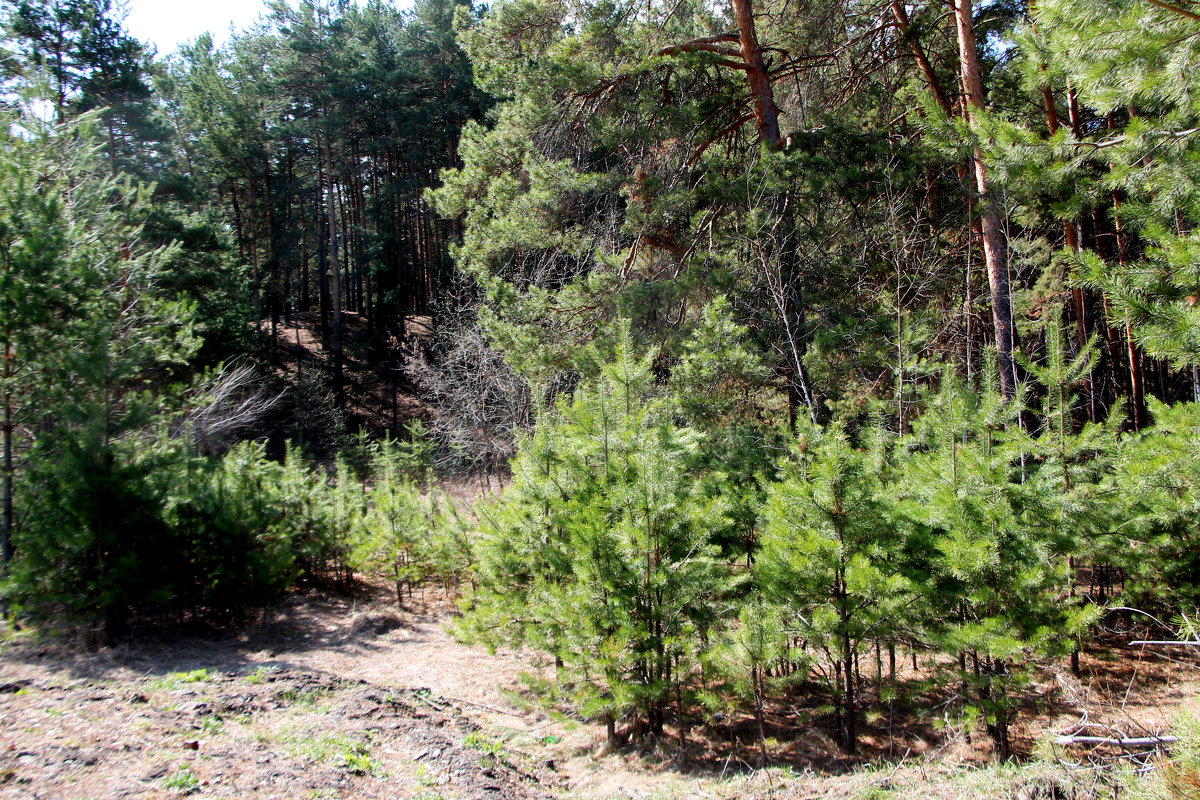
xmin=1008 ymin=0 xmax=1200 ymax=370
xmin=1110 ymin=400 xmax=1200 ymax=607
xmin=348 ymin=453 xmax=432 ymax=602
xmin=1078 ymin=227 xmax=1200 ymax=369
xmin=447 ymin=320 xmax=1193 ymax=758
xmin=1034 ymin=0 xmax=1200 ymax=114
xmin=701 ymin=596 xmax=796 ymax=763
xmin=6 ymin=0 xmax=1200 ymax=776
xmin=14 ymin=431 xmax=172 ymax=629
xmin=160 ymin=765 xmax=200 ymax=793
xmin=461 ymin=332 xmax=738 ymax=734
xmin=704 ymin=599 xmax=796 ymax=703
xmin=758 ymin=418 xmax=911 ymax=753
xmin=0 ymin=107 xmax=196 ymax=423
xmin=3 ymin=0 xmax=171 ymax=175
xmin=900 ymin=369 xmax=1085 ymax=757
xmin=433 ymin=0 xmax=939 ymax=424
xmin=0 ymin=103 xmax=392 ymax=627
xmin=156 ymin=0 xmax=489 ymax=375
xmin=668 ymin=297 xmax=773 ymax=426
xmin=0 ymin=107 xmax=201 ymax=631
xmin=0 ymin=135 xmax=461 ymax=631
xmin=343 ymin=423 xmax=477 ymax=597
xmin=181 ymin=439 xmax=350 ymax=613
xmin=11 ymin=429 xmax=361 ymax=630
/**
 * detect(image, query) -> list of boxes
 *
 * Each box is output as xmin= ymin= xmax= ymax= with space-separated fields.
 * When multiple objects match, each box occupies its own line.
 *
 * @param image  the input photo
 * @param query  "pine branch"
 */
xmin=1142 ymin=0 xmax=1200 ymax=21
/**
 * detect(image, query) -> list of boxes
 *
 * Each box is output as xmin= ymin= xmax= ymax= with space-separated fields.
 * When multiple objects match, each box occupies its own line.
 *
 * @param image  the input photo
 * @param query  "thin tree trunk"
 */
xmin=230 ymin=187 xmax=247 ymax=268
xmin=841 ymin=625 xmax=857 ymax=753
xmin=317 ymin=175 xmax=331 ymax=349
xmin=1111 ymin=196 xmax=1147 ymax=428
xmin=1 ymin=344 xmax=14 ymax=608
xmin=754 ymin=666 xmax=768 ymax=766
xmin=264 ymin=150 xmax=281 ymax=362
xmin=953 ymin=0 xmax=1017 ymax=398
xmin=1040 ymin=78 xmax=1099 ymax=418
xmin=324 ymin=129 xmax=344 ymax=406
xmin=246 ymin=176 xmax=260 ymax=314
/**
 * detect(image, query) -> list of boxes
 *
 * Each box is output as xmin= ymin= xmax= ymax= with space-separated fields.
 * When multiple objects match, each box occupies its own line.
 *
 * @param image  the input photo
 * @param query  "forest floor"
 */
xmin=1 ymin=583 xmax=1197 ymax=800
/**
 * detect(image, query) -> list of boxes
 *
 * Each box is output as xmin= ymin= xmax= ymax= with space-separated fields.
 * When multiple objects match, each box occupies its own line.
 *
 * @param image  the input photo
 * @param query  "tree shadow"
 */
xmin=0 ymin=580 xmax=437 ymax=685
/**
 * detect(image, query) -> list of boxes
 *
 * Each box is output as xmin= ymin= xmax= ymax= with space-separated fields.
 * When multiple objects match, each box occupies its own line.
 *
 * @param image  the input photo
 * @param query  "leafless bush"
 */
xmin=179 ymin=363 xmax=282 ymax=454
xmin=405 ymin=304 xmax=531 ymax=476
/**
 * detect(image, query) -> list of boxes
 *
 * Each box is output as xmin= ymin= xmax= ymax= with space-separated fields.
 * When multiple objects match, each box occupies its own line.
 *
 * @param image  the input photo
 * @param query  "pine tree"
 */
xmin=0 ymin=107 xmax=199 ymax=631
xmin=4 ymin=0 xmax=171 ymax=176
xmin=1109 ymin=400 xmax=1200 ymax=608
xmin=902 ymin=366 xmax=1075 ymax=760
xmin=702 ymin=596 xmax=794 ymax=766
xmin=349 ymin=437 xmax=441 ymax=605
xmin=1018 ymin=311 xmax=1115 ymax=668
xmin=757 ymin=419 xmax=911 ymax=755
xmin=462 ymin=332 xmax=735 ymax=742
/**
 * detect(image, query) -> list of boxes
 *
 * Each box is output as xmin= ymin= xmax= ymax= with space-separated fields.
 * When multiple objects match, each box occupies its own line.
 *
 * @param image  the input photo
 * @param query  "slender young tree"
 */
xmin=758 ymin=421 xmax=911 ymax=754
xmin=462 ymin=333 xmax=734 ymax=743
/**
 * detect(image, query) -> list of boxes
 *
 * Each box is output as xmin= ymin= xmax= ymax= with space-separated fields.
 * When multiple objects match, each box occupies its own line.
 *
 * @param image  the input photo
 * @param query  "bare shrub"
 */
xmin=404 ymin=302 xmax=531 ymax=477
xmin=178 ymin=363 xmax=282 ymax=454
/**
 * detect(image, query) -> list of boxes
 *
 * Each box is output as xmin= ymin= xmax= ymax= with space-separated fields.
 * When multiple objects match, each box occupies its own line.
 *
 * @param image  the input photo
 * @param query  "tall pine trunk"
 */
xmin=732 ymin=0 xmax=781 ymax=147
xmin=728 ymin=0 xmax=822 ymax=424
xmin=1 ymin=344 xmax=14 ymax=620
xmin=323 ymin=129 xmax=344 ymax=406
xmin=953 ymin=0 xmax=1017 ymax=398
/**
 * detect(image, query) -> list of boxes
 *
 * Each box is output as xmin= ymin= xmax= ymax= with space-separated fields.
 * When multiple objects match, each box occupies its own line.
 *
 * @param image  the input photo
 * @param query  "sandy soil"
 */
xmin=0 ymin=587 xmax=560 ymax=800
xmin=1 ymin=586 xmax=1197 ymax=800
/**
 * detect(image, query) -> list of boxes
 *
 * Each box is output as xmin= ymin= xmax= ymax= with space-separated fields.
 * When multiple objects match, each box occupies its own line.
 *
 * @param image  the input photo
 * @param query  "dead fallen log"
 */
xmin=1054 ymin=735 xmax=1179 ymax=748
xmin=1129 ymin=641 xmax=1200 ymax=646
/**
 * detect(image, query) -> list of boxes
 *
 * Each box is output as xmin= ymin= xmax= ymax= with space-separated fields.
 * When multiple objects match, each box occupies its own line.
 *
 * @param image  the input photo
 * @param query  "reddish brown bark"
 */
xmin=1111 ymin=191 xmax=1148 ymax=429
xmin=891 ymin=0 xmax=953 ymax=117
xmin=953 ymin=0 xmax=1017 ymax=398
xmin=731 ymin=0 xmax=782 ymax=146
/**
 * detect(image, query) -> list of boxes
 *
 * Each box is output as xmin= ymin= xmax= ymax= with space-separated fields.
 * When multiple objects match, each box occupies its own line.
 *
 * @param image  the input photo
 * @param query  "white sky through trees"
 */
xmin=123 ymin=0 xmax=269 ymax=54
xmin=123 ymin=0 xmax=408 ymax=55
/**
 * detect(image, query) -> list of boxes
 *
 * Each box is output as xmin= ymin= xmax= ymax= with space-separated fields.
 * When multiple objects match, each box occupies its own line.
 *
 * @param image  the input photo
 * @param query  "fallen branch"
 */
xmin=447 ymin=695 xmax=527 ymax=718
xmin=1054 ymin=735 xmax=1180 ymax=748
xmin=1129 ymin=640 xmax=1200 ymax=646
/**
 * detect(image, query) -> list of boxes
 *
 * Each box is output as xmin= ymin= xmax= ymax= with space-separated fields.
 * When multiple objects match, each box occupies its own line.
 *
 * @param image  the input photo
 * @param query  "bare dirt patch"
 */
xmin=0 ymin=587 xmax=560 ymax=800
xmin=1 ymin=589 xmax=1197 ymax=800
